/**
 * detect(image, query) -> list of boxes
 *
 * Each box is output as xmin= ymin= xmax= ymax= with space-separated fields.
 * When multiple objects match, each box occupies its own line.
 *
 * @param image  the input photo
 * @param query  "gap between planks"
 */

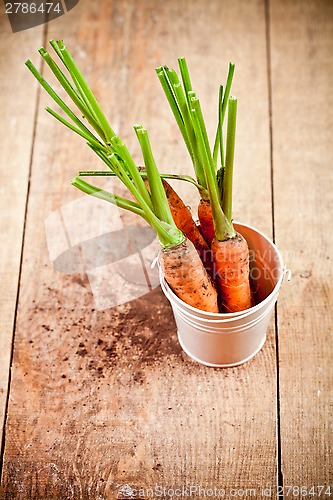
xmin=0 ymin=22 xmax=49 ymax=478
xmin=264 ymin=0 xmax=284 ymax=495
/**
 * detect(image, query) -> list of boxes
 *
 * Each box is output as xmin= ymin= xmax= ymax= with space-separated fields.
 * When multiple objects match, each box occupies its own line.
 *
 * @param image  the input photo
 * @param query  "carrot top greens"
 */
xmin=156 ymin=58 xmax=237 ymax=241
xmin=26 ymin=40 xmax=184 ymax=249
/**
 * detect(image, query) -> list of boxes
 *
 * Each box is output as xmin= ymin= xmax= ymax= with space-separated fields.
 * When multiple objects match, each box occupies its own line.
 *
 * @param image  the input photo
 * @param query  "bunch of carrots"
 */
xmin=26 ymin=40 xmax=253 ymax=314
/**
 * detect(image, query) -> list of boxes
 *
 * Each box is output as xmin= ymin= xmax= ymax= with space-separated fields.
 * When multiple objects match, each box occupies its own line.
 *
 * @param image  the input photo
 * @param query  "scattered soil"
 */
xmin=87 ymin=286 xmax=182 ymax=380
xmin=19 ymin=272 xmax=184 ymax=389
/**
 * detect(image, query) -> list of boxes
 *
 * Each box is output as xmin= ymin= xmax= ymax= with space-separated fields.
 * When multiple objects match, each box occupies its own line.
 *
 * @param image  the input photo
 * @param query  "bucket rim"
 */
xmin=160 ymin=221 xmax=285 ymax=320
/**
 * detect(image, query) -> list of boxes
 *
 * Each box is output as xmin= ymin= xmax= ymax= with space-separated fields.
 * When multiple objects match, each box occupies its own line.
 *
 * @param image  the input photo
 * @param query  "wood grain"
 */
xmin=270 ymin=0 xmax=333 ymax=487
xmin=1 ymin=0 xmax=276 ymax=497
xmin=0 ymin=9 xmax=44 ymax=450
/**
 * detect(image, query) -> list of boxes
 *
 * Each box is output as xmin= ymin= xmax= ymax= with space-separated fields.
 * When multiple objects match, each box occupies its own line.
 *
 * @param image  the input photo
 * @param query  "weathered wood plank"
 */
xmin=1 ymin=0 xmax=276 ymax=497
xmin=270 ymin=0 xmax=333 ymax=486
xmin=0 ymin=9 xmax=44 ymax=455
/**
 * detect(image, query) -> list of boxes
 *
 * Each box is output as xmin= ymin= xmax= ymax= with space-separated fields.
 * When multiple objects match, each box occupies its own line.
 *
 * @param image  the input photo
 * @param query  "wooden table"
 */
xmin=0 ymin=0 xmax=332 ymax=498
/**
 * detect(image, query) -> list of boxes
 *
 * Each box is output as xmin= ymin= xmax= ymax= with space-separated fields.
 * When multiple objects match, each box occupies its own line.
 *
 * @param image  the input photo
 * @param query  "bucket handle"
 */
xmin=151 ymin=255 xmax=159 ymax=269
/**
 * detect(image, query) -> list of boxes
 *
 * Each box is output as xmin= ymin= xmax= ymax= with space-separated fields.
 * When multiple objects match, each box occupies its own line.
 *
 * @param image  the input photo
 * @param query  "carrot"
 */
xmin=160 ymin=239 xmax=218 ymax=312
xmin=198 ymin=199 xmax=215 ymax=246
xmin=211 ymin=233 xmax=252 ymax=312
xmin=156 ymin=58 xmax=253 ymax=313
xmin=156 ymin=58 xmax=253 ymax=312
xmin=156 ymin=60 xmax=234 ymax=248
xmin=189 ymin=88 xmax=253 ymax=313
xmin=161 ymin=179 xmax=215 ymax=275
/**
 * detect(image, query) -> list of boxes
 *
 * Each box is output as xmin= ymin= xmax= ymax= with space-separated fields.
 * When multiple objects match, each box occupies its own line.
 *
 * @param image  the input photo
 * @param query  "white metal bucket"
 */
xmin=160 ymin=222 xmax=285 ymax=367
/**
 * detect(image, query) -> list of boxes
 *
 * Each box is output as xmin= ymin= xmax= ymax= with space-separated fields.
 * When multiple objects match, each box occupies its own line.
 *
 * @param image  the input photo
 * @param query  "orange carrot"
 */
xmin=161 ymin=179 xmax=215 ymax=274
xmin=198 ymin=199 xmax=215 ymax=246
xmin=187 ymin=88 xmax=252 ymax=313
xmin=211 ymin=233 xmax=252 ymax=312
xmin=160 ymin=239 xmax=218 ymax=312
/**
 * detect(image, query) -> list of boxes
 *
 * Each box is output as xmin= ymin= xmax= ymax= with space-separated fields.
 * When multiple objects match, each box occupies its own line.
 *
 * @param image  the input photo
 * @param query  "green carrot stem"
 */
xmin=222 ymin=64 xmax=235 ymax=121
xmin=166 ymin=69 xmax=194 ymax=143
xmin=28 ymin=40 xmax=184 ymax=249
xmin=37 ymin=50 xmax=82 ymax=104
xmin=78 ymin=170 xmax=115 ymax=176
xmin=86 ymin=144 xmax=159 ymax=231
xmin=72 ymin=177 xmax=184 ymax=248
xmin=218 ymin=86 xmax=225 ymax=170
xmin=213 ymin=85 xmax=224 ymax=167
xmin=222 ymin=96 xmax=237 ymax=223
xmin=49 ymin=39 xmax=67 ymax=65
xmin=166 ymin=70 xmax=206 ymax=189
xmin=178 ymin=57 xmax=193 ymax=106
xmin=155 ymin=67 xmax=185 ymax=131
xmin=71 ymin=177 xmax=145 ymax=217
xmin=216 ymin=166 xmax=224 ymax=203
xmin=86 ymin=142 xmax=115 ymax=168
xmin=189 ymin=93 xmax=213 ymax=170
xmin=78 ymin=170 xmax=207 ymax=192
xmin=110 ymin=135 xmax=153 ymax=209
xmin=105 ymin=152 xmax=142 ymax=201
xmin=134 ymin=125 xmax=174 ymax=226
xmin=156 ymin=59 xmax=213 ymax=193
xmin=45 ymin=108 xmax=109 ymax=152
xmin=146 ymin=173 xmax=207 ymax=195
xmin=191 ymin=106 xmax=235 ymax=241
xmin=70 ymin=73 xmax=101 ymax=125
xmin=25 ymin=60 xmax=106 ymax=148
xmin=49 ymin=39 xmax=98 ymax=126
xmin=55 ymin=40 xmax=115 ymax=142
xmin=38 ymin=48 xmax=106 ymax=141
xmin=172 ymin=81 xmax=197 ymax=146
xmin=109 ymin=151 xmax=184 ymax=248
xmin=86 ymin=135 xmax=152 ymax=212
xmin=155 ymin=67 xmax=194 ymax=160
xmin=189 ymin=94 xmax=217 ymax=200
xmin=213 ymin=63 xmax=235 ymax=168
xmin=49 ymin=39 xmax=101 ymax=127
